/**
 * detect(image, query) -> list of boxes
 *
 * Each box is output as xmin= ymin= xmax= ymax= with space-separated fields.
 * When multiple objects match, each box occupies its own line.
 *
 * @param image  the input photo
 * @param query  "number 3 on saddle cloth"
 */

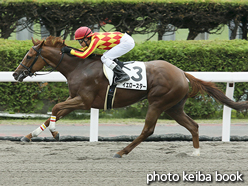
xmin=103 ymin=61 xmax=147 ymax=110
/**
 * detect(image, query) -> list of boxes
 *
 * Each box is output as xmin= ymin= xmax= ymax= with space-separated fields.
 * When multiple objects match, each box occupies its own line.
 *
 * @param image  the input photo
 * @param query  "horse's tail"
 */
xmin=184 ymin=72 xmax=248 ymax=111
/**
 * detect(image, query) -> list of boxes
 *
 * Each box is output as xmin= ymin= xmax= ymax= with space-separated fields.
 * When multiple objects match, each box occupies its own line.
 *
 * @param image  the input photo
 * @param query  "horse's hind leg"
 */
xmin=114 ymin=105 xmax=163 ymax=158
xmin=165 ymin=100 xmax=200 ymax=156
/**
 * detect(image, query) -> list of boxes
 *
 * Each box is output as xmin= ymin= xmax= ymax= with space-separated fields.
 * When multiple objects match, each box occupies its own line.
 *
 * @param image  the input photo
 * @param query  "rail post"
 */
xmin=222 ymin=82 xmax=235 ymax=142
xmin=90 ymin=108 xmax=99 ymax=142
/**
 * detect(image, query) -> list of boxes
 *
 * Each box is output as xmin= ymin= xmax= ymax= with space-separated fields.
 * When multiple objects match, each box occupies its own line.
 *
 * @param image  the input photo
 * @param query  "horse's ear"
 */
xmin=32 ymin=37 xmax=44 ymax=47
xmin=31 ymin=37 xmax=36 ymax=45
xmin=40 ymin=40 xmax=45 ymax=47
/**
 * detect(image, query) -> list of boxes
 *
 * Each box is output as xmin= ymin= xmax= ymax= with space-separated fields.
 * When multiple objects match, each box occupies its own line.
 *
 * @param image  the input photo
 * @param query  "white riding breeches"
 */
xmin=101 ymin=33 xmax=135 ymax=70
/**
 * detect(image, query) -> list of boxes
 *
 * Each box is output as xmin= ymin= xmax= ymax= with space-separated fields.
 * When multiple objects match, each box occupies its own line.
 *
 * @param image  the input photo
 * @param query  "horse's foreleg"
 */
xmin=21 ymin=95 xmax=90 ymax=142
xmin=49 ymin=96 xmax=87 ymax=139
xmin=114 ymin=106 xmax=162 ymax=158
xmin=21 ymin=123 xmax=49 ymax=142
xmin=21 ymin=109 xmax=73 ymax=142
xmin=21 ymin=97 xmax=77 ymax=142
xmin=48 ymin=108 xmax=74 ymax=140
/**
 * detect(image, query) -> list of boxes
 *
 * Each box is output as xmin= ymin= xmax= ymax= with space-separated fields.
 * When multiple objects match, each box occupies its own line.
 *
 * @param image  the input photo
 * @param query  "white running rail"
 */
xmin=2 ymin=71 xmax=248 ymax=142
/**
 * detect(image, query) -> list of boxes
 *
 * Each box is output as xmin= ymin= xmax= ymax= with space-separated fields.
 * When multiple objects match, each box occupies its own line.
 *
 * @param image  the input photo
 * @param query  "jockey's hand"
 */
xmin=61 ymin=46 xmax=72 ymax=54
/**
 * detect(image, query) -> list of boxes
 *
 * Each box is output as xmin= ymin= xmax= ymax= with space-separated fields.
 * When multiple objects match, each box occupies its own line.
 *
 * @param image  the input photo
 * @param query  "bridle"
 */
xmin=20 ymin=46 xmax=65 ymax=77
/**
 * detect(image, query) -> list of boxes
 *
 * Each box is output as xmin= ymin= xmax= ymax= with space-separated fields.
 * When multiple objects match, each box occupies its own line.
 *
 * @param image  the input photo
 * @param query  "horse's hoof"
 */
xmin=113 ymin=154 xmax=122 ymax=158
xmin=191 ymin=148 xmax=200 ymax=156
xmin=54 ymin=133 xmax=60 ymax=141
xmin=21 ymin=136 xmax=31 ymax=142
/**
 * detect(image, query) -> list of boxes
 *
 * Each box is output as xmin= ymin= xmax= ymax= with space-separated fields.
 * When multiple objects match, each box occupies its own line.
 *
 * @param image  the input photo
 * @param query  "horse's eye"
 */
xmin=27 ymin=55 xmax=32 ymax=59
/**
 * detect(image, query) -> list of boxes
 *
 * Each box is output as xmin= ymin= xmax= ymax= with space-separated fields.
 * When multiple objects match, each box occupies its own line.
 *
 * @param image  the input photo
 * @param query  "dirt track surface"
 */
xmin=0 ymin=141 xmax=247 ymax=186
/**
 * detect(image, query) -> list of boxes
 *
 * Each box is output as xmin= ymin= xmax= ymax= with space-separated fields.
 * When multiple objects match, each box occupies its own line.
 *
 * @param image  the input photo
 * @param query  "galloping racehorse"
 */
xmin=13 ymin=36 xmax=248 ymax=158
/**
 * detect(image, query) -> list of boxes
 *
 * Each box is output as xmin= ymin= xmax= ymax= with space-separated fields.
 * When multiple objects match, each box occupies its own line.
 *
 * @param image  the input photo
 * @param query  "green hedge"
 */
xmin=123 ymin=40 xmax=248 ymax=72
xmin=1 ymin=39 xmax=248 ymax=119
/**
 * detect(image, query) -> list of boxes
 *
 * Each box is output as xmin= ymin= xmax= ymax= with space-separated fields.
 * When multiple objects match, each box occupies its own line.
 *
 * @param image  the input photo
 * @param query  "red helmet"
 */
xmin=74 ymin=27 xmax=93 ymax=40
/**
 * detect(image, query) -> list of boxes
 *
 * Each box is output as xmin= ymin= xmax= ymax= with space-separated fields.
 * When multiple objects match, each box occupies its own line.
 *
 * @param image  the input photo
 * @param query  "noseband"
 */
xmin=20 ymin=46 xmax=64 ymax=77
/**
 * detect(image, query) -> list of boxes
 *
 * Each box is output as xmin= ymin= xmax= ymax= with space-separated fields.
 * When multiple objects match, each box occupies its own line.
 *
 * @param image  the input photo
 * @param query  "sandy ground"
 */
xmin=0 ymin=140 xmax=247 ymax=186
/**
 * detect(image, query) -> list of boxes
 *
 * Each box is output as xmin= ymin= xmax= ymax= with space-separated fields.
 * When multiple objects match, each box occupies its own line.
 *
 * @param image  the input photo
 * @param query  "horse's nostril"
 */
xmin=13 ymin=72 xmax=19 ymax=80
xmin=13 ymin=72 xmax=17 ymax=78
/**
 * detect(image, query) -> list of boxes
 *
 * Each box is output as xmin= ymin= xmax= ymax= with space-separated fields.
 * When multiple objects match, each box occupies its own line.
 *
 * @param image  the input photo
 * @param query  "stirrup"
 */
xmin=114 ymin=75 xmax=130 ymax=84
xmin=113 ymin=58 xmax=124 ymax=68
xmin=113 ymin=64 xmax=130 ymax=84
xmin=114 ymin=74 xmax=130 ymax=84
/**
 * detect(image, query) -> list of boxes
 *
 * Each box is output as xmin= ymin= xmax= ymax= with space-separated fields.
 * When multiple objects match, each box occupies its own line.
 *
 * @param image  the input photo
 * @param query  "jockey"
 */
xmin=61 ymin=26 xmax=135 ymax=84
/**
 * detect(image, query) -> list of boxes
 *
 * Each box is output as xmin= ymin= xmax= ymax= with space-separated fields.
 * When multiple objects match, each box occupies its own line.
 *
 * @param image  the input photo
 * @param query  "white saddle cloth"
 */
xmin=103 ymin=61 xmax=147 ymax=90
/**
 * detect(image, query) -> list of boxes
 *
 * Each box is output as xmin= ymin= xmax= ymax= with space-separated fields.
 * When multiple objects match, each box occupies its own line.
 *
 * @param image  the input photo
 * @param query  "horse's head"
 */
xmin=13 ymin=36 xmax=65 ymax=82
xmin=13 ymin=38 xmax=48 ymax=82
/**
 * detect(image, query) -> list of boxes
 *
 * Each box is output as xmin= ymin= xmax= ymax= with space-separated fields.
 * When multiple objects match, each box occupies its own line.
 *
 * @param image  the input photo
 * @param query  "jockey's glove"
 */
xmin=61 ymin=46 xmax=72 ymax=54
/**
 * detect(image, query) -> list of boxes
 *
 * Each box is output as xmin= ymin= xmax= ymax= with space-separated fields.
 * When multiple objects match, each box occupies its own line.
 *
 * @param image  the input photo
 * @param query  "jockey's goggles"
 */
xmin=78 ymin=39 xmax=84 ymax=45
xmin=78 ymin=38 xmax=90 ymax=47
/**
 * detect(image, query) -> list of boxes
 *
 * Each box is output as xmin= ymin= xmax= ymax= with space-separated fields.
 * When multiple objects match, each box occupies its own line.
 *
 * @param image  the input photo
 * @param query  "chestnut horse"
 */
xmin=13 ymin=36 xmax=248 ymax=158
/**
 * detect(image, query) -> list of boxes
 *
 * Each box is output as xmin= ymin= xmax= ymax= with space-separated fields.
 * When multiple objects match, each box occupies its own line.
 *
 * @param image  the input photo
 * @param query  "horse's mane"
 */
xmin=33 ymin=36 xmax=65 ymax=48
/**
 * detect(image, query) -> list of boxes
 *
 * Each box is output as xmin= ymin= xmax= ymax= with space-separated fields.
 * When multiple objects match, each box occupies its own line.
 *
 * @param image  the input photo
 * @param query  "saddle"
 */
xmin=103 ymin=59 xmax=147 ymax=110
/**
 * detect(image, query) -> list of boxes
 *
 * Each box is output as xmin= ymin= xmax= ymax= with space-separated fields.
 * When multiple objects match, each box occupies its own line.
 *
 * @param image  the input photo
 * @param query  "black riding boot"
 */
xmin=113 ymin=65 xmax=130 ymax=84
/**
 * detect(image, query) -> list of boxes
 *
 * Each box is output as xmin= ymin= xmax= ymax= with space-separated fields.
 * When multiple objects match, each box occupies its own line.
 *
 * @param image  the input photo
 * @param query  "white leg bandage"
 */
xmin=32 ymin=123 xmax=47 ymax=137
xmin=191 ymin=148 xmax=200 ymax=156
xmin=49 ymin=115 xmax=56 ymax=132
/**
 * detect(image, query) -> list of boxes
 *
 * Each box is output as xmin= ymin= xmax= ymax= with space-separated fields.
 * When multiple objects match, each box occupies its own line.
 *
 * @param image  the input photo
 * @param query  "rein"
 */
xmin=20 ymin=46 xmax=65 ymax=77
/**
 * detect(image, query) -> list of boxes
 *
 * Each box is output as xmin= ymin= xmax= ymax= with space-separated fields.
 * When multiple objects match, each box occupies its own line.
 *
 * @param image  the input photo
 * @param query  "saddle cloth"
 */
xmin=103 ymin=61 xmax=147 ymax=90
